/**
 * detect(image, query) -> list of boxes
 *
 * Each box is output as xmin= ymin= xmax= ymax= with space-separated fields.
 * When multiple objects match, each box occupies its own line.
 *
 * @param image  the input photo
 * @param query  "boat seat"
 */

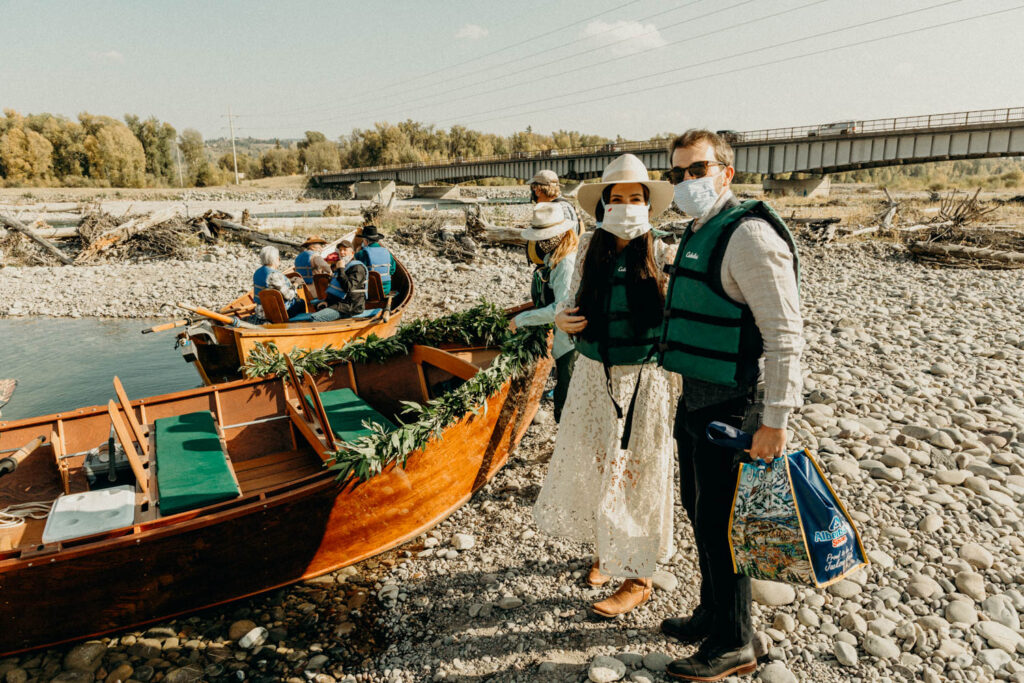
xmin=305 ymin=388 xmax=396 ymax=444
xmin=313 ymin=273 xmax=331 ymax=300
xmin=258 ymin=289 xmax=289 ymax=324
xmin=153 ymin=411 xmax=240 ymax=516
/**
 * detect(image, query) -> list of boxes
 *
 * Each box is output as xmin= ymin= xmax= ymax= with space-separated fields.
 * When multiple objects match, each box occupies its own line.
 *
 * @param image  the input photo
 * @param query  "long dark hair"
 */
xmin=576 ymin=187 xmax=664 ymax=342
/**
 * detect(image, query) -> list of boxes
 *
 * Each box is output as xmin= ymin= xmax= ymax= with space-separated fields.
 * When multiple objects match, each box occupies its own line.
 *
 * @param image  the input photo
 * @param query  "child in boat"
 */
xmin=533 ymin=154 xmax=680 ymax=618
xmin=291 ymin=240 xmax=367 ymax=322
xmin=253 ymin=246 xmax=306 ymax=321
xmin=510 ymin=203 xmax=579 ymax=422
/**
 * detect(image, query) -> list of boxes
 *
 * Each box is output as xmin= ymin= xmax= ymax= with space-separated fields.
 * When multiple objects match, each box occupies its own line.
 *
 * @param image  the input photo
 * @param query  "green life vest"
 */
xmin=530 ymin=263 xmax=555 ymax=308
xmin=658 ymin=200 xmax=799 ymax=387
xmin=575 ymin=251 xmax=662 ymax=366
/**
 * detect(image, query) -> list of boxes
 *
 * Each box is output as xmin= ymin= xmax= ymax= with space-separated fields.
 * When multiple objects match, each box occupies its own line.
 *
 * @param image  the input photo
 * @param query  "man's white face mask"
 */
xmin=673 ymin=174 xmax=721 ymax=218
xmin=600 ymin=202 xmax=651 ymax=240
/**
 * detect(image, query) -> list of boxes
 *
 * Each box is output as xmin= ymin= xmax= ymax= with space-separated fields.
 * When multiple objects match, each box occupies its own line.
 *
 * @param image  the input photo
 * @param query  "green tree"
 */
xmin=302 ymin=141 xmax=341 ymax=173
xmin=260 ymin=145 xmax=299 ymax=176
xmin=178 ymin=128 xmax=206 ymax=175
xmin=28 ymin=114 xmax=88 ymax=180
xmin=125 ymin=114 xmax=177 ymax=184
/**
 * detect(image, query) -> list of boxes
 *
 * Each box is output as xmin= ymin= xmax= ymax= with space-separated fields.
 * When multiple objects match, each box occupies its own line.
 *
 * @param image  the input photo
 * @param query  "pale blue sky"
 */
xmin=2 ymin=0 xmax=1022 ymax=141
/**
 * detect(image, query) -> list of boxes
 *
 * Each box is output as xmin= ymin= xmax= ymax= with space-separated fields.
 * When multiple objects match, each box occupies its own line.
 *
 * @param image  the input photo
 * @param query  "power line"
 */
xmin=255 ymin=0 xmax=641 ymax=120
xmin=453 ymin=2 xmax=1024 ymax=129
xmin=320 ymin=0 xmax=821 ymax=127
xmin=430 ymin=0 xmax=973 ymax=127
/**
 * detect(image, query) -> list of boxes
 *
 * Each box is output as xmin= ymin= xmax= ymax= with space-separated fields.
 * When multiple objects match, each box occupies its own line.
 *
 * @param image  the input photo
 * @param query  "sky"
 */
xmin=2 ymin=0 xmax=1023 ymax=142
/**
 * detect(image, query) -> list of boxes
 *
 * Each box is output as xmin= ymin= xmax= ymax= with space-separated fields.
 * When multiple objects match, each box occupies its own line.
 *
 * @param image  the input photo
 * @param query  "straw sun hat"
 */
xmin=576 ymin=153 xmax=673 ymax=219
xmin=522 ymin=203 xmax=573 ymax=241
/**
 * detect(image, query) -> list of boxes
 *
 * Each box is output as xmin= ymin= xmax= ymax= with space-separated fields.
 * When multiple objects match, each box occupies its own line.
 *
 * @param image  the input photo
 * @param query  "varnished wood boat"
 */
xmin=0 ymin=321 xmax=550 ymax=655
xmin=178 ymin=253 xmax=414 ymax=385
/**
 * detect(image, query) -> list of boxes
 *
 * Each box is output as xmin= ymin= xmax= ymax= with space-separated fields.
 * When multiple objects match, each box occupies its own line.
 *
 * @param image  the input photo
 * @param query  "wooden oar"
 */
xmin=0 ymin=436 xmax=45 ymax=478
xmin=176 ymin=303 xmax=263 ymax=330
xmin=141 ymin=318 xmax=192 ymax=334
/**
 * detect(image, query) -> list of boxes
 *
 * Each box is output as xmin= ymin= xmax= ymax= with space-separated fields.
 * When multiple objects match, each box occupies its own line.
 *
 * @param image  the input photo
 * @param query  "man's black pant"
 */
xmin=675 ymin=393 xmax=755 ymax=649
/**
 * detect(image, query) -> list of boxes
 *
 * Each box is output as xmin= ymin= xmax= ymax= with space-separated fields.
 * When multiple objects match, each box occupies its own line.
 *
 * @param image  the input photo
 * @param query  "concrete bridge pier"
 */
xmin=762 ymin=175 xmax=831 ymax=198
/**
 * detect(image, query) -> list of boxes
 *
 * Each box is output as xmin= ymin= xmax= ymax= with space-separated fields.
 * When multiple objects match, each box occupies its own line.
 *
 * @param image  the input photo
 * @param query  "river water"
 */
xmin=0 ymin=318 xmax=201 ymax=422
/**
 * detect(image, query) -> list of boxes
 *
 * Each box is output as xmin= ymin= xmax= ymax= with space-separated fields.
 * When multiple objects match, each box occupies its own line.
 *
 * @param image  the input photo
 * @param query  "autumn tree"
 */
xmin=125 ymin=114 xmax=177 ymax=184
xmin=78 ymin=113 xmax=146 ymax=187
xmin=0 ymin=111 xmax=54 ymax=183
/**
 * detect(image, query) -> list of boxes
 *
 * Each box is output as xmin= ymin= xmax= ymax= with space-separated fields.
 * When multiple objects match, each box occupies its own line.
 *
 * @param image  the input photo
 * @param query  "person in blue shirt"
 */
xmin=510 ymin=202 xmax=579 ymax=422
xmin=289 ymin=240 xmax=367 ymax=322
xmin=353 ymin=225 xmax=396 ymax=295
xmin=252 ymin=246 xmax=306 ymax=321
xmin=293 ymin=235 xmax=328 ymax=285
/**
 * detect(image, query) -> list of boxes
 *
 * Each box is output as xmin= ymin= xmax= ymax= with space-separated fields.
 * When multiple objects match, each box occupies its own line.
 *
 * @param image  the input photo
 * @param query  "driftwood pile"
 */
xmin=0 ymin=208 xmax=303 ymax=267
xmin=907 ymin=190 xmax=1023 ymax=269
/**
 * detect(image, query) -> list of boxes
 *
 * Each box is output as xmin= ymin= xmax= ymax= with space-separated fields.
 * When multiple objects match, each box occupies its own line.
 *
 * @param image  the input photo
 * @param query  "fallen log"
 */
xmin=208 ymin=218 xmax=304 ymax=252
xmin=32 ymin=226 xmax=81 ymax=240
xmin=909 ymin=241 xmax=1024 ymax=268
xmin=0 ymin=214 xmax=74 ymax=265
xmin=465 ymin=207 xmax=526 ymax=246
xmin=76 ymin=207 xmax=180 ymax=262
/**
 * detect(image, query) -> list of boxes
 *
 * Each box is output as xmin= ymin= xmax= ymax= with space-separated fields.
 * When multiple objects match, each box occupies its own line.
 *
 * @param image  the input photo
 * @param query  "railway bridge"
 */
xmin=311 ymin=107 xmax=1024 ymax=195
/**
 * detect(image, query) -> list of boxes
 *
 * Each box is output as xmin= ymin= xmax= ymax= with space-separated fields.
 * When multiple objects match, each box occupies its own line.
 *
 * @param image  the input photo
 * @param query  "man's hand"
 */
xmin=749 ymin=425 xmax=786 ymax=463
xmin=555 ymin=307 xmax=588 ymax=334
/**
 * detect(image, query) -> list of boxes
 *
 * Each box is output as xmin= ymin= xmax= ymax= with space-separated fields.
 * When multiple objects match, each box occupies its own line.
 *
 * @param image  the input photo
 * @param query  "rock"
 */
xmin=451 ymin=533 xmax=475 ymax=550
xmin=982 ymin=595 xmax=1021 ymax=629
xmin=828 ymin=580 xmax=861 ymax=598
xmin=758 ymin=662 xmax=797 ymax=683
xmin=918 ymin=514 xmax=943 ymax=533
xmin=946 ymin=600 xmax=978 ymax=625
xmin=588 ymin=655 xmax=626 ymax=682
xmin=751 ymin=579 xmax=796 ymax=606
xmin=975 ymin=621 xmax=1024 ymax=653
xmin=955 ymin=570 xmax=987 ymax=601
xmin=64 ymin=641 xmax=107 ymax=672
xmin=773 ymin=613 xmax=795 ymax=633
xmin=908 ymin=574 xmax=942 ymax=599
xmin=50 ymin=673 xmax=93 ymax=683
xmin=162 ymin=667 xmax=203 ymax=683
xmin=238 ymin=626 xmax=268 ymax=649
xmin=864 ymin=633 xmax=900 ymax=659
xmin=834 ymin=641 xmax=858 ymax=667
xmin=868 ymin=617 xmax=897 ymax=637
xmin=628 ymin=670 xmax=655 ymax=683
xmin=5 ymin=670 xmax=28 ymax=683
xmin=615 ymin=653 xmax=643 ymax=669
xmin=796 ymin=607 xmax=820 ymax=628
xmin=960 ymin=542 xmax=994 ymax=570
xmin=497 ymin=595 xmax=523 ymax=610
xmin=930 ymin=362 xmax=954 ymax=376
xmin=936 ymin=469 xmax=970 ymax=485
xmin=378 ymin=584 xmax=400 ymax=601
xmin=641 ymin=652 xmax=672 ymax=673
xmin=977 ymin=648 xmax=1012 ymax=671
xmin=652 ymin=570 xmax=678 ymax=592
xmin=105 ymin=664 xmax=133 ymax=683
xmin=228 ymin=619 xmax=258 ymax=640
xmin=306 ymin=655 xmax=330 ymax=671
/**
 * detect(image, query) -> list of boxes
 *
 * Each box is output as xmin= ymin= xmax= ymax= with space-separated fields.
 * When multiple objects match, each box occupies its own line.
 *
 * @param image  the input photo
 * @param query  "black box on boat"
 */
xmin=84 ymin=448 xmax=137 ymax=490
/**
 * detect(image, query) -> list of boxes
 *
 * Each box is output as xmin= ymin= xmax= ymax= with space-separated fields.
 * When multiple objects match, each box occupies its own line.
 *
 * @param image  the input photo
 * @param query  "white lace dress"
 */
xmin=533 ymin=232 xmax=681 ymax=578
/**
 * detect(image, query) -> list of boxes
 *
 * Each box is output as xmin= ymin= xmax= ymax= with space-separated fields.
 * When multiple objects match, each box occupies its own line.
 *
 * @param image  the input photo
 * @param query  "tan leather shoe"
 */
xmin=587 ymin=561 xmax=611 ymax=587
xmin=592 ymin=578 xmax=653 ymax=618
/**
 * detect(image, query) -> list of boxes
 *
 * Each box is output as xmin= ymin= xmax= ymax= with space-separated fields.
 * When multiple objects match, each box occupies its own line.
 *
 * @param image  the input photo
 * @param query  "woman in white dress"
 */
xmin=533 ymin=154 xmax=680 ymax=617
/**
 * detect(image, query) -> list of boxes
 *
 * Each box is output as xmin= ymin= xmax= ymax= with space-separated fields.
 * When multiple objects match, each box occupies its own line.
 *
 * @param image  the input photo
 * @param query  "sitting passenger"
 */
xmin=290 ymin=240 xmax=367 ymax=322
xmin=294 ymin=235 xmax=328 ymax=285
xmin=253 ymin=246 xmax=306 ymax=320
xmin=354 ymin=225 xmax=396 ymax=295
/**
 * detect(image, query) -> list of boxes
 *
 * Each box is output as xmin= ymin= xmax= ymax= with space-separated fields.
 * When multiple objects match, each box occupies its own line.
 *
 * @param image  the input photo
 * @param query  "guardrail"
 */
xmin=318 ymin=106 xmax=1023 ymax=178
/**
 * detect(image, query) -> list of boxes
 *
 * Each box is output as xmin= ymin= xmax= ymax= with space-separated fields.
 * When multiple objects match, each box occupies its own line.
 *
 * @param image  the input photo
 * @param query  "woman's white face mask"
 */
xmin=600 ymin=202 xmax=651 ymax=240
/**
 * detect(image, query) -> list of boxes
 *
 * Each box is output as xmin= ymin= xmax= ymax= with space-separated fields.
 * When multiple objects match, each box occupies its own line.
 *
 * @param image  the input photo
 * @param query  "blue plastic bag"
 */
xmin=708 ymin=422 xmax=869 ymax=587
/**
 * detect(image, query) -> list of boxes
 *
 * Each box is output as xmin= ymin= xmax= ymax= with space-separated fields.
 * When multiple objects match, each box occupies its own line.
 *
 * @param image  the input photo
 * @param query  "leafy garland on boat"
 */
xmin=243 ymin=301 xmax=549 ymax=484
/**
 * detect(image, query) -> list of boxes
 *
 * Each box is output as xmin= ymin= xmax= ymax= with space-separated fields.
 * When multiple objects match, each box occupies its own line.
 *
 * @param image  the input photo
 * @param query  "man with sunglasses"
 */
xmin=658 ymin=130 xmax=803 ymax=682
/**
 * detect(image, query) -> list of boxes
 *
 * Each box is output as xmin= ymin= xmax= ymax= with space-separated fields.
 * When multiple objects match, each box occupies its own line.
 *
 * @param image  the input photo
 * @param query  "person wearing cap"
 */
xmin=529 ymin=168 xmax=580 ymax=235
xmin=658 ymin=130 xmax=802 ymax=682
xmin=290 ymin=239 xmax=367 ymax=322
xmin=353 ymin=224 xmax=396 ymax=295
xmin=294 ymin=235 xmax=329 ymax=285
xmin=510 ymin=202 xmax=579 ymax=422
xmin=533 ymin=154 xmax=679 ymax=618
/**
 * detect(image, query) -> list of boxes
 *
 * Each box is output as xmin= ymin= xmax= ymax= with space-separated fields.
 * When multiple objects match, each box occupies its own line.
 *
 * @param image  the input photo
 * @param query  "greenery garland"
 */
xmin=243 ymin=301 xmax=549 ymax=485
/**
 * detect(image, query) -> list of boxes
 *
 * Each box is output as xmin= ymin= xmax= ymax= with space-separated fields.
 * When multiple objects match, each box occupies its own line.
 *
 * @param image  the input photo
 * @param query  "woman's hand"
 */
xmin=509 ymin=319 xmax=518 ymax=333
xmin=555 ymin=307 xmax=588 ymax=334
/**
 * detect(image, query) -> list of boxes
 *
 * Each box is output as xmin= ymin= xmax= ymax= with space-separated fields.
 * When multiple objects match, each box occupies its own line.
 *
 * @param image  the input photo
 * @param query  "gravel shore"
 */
xmin=2 ymin=235 xmax=1024 ymax=683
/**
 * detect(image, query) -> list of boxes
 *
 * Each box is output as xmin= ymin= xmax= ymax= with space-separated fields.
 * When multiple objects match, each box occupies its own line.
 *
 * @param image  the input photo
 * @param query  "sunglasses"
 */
xmin=666 ymin=161 xmax=725 ymax=185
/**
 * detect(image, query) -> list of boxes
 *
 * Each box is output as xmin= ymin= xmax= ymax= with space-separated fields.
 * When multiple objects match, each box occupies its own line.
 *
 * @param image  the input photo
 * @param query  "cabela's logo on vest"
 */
xmin=813 ymin=516 xmax=849 ymax=548
xmin=685 ymin=251 xmax=700 ymax=260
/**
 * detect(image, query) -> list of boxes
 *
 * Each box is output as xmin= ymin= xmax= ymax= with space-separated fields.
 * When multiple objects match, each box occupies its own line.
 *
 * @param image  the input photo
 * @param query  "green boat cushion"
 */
xmin=307 ymin=388 xmax=396 ymax=443
xmin=154 ymin=411 xmax=240 ymax=516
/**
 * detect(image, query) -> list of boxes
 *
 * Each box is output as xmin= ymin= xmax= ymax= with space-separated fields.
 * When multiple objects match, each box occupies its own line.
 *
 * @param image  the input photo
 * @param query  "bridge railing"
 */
xmin=318 ymin=106 xmax=1024 ymax=179
xmin=738 ymin=106 xmax=1024 ymax=143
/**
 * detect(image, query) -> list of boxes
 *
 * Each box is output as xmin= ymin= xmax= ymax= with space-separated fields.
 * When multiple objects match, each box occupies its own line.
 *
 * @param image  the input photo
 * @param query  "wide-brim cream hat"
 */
xmin=577 ymin=153 xmax=673 ymax=219
xmin=522 ymin=202 xmax=572 ymax=241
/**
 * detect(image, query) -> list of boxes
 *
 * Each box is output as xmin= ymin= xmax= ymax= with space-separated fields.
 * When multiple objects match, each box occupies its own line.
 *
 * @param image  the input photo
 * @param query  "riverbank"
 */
xmin=1 ymin=217 xmax=1024 ymax=682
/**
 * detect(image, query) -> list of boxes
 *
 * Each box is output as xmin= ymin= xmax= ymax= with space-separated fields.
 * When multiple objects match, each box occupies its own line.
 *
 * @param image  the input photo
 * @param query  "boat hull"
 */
xmin=0 ymin=350 xmax=550 ymax=655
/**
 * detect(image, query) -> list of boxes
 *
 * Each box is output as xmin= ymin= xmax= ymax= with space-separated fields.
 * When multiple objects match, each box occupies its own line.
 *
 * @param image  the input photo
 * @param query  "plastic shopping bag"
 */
xmin=707 ymin=422 xmax=868 ymax=587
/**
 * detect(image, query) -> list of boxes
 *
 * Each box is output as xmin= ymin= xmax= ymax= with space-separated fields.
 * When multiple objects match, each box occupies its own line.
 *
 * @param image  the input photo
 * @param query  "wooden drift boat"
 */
xmin=0 ymin=305 xmax=550 ymax=655
xmin=177 ymin=251 xmax=415 ymax=386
